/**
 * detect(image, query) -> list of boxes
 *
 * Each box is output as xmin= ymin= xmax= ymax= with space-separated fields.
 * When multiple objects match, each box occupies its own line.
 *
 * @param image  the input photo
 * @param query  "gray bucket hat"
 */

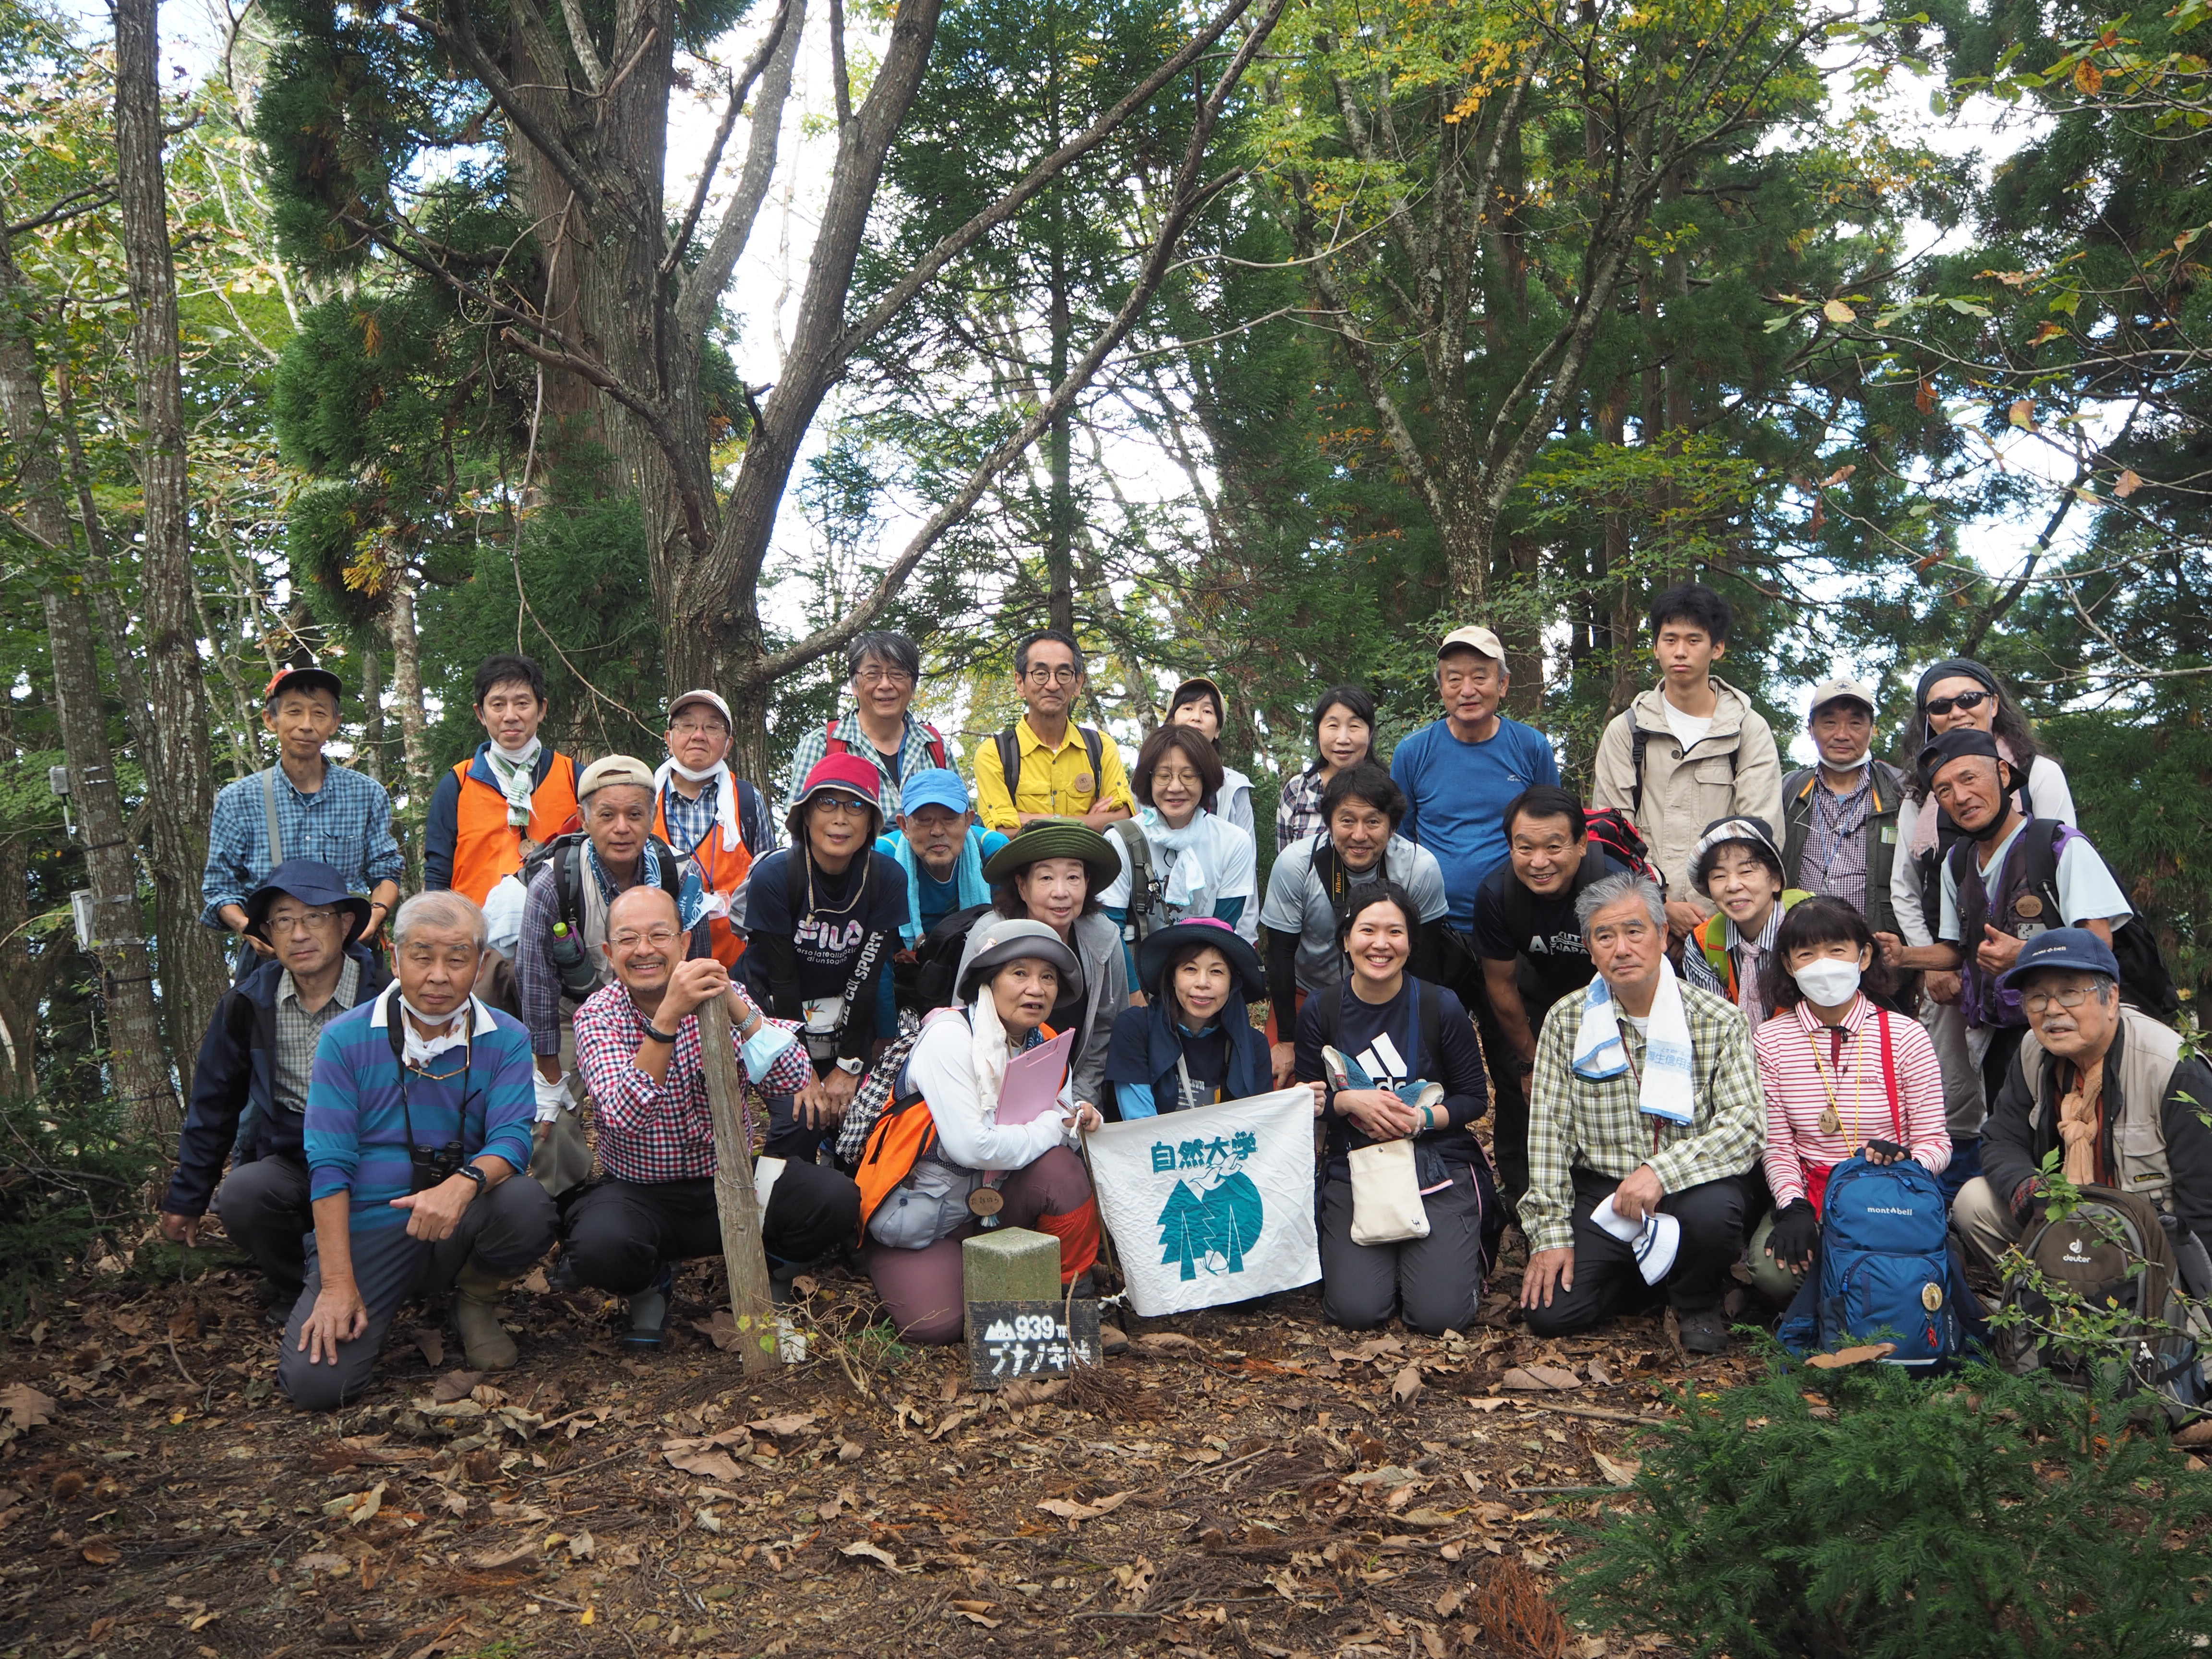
xmin=958 ymin=917 xmax=1083 ymax=1004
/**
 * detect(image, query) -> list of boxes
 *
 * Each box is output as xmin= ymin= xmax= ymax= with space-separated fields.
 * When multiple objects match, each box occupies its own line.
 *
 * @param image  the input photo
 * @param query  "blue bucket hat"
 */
xmin=242 ymin=858 xmax=372 ymax=944
xmin=1998 ymin=926 xmax=2122 ymax=990
xmin=897 ymin=768 xmax=971 ymax=818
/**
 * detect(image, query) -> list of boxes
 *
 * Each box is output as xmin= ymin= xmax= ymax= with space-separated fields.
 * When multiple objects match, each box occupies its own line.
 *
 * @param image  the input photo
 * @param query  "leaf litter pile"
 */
xmin=0 ymin=1246 xmax=1746 ymax=1657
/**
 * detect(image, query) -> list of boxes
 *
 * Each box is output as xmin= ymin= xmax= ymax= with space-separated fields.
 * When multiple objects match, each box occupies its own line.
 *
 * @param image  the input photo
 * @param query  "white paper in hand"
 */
xmin=994 ymin=1027 xmax=1076 ymax=1125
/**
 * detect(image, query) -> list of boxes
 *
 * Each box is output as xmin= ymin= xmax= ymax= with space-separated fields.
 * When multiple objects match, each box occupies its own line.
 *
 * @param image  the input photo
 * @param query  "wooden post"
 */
xmin=697 ymin=998 xmax=781 ymax=1372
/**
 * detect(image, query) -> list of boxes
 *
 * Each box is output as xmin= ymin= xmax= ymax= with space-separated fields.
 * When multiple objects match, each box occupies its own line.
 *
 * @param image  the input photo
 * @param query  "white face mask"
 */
xmin=1792 ymin=958 xmax=1862 ymax=1008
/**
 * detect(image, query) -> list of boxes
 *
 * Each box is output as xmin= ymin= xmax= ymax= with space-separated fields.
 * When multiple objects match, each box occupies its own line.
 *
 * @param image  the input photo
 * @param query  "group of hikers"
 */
xmin=156 ymin=583 xmax=2212 ymax=1408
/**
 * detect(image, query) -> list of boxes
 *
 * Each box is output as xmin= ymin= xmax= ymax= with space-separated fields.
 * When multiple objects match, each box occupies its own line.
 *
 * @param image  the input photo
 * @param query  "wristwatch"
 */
xmin=640 ymin=1020 xmax=680 ymax=1045
xmin=834 ymin=1055 xmax=865 ymax=1076
xmin=455 ymin=1165 xmax=488 ymax=1199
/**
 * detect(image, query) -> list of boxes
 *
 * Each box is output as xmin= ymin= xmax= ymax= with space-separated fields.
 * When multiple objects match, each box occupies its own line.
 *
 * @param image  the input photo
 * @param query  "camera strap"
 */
xmin=384 ymin=983 xmax=472 ymax=1155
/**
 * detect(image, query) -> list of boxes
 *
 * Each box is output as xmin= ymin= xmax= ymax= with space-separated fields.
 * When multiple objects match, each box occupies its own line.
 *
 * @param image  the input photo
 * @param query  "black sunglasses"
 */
xmin=1924 ymin=689 xmax=1992 ymax=717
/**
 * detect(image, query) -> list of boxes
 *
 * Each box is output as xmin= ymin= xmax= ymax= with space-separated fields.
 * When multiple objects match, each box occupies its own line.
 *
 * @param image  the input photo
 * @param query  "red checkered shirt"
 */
xmin=571 ymin=983 xmax=815 ymax=1184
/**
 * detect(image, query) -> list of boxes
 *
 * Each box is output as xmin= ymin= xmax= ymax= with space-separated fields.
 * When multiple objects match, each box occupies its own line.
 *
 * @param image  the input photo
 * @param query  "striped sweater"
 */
xmin=1753 ymin=996 xmax=1950 ymax=1210
xmin=304 ymin=986 xmax=538 ymax=1229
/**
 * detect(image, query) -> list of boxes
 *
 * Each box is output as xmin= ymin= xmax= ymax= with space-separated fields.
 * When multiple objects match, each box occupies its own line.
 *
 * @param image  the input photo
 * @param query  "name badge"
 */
xmin=1073 ymin=772 xmax=1095 ymax=795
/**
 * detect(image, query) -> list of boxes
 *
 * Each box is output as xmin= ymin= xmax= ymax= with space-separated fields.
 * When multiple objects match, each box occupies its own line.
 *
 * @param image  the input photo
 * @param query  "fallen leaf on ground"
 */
xmin=999 ymin=1378 xmax=1065 ymax=1407
xmin=837 ymin=1439 xmax=866 ymax=1462
xmin=410 ymin=1328 xmax=444 ymax=1368
xmin=662 ymin=1443 xmax=743 ymax=1482
xmin=1397 ymin=1507 xmax=1455 ymax=1528
xmin=1501 ymin=1365 xmax=1581 ymax=1392
xmin=2173 ymin=1419 xmax=2212 ymax=1448
xmin=566 ymin=1529 xmax=595 ymax=1559
xmin=1133 ymin=1332 xmax=1202 ymax=1357
xmin=1391 ymin=1365 xmax=1424 ymax=1403
xmin=1038 ymin=1490 xmax=1131 ymax=1522
xmin=839 ymin=1540 xmax=903 ymax=1571
xmin=322 ymin=1482 xmax=385 ymax=1526
xmin=747 ymin=1413 xmax=817 ymax=1438
xmin=469 ymin=1541 xmax=540 ymax=1570
xmin=1805 ymin=1343 xmax=1895 ymax=1370
xmin=1593 ymin=1451 xmax=1641 ymax=1487
xmin=692 ymin=1313 xmax=743 ymax=1352
xmin=0 ymin=1385 xmax=55 ymax=1430
xmin=488 ymin=1501 xmax=552 ymax=1522
xmin=78 ymin=1541 xmax=118 ymax=1565
xmin=1465 ymin=1396 xmax=1508 ymax=1411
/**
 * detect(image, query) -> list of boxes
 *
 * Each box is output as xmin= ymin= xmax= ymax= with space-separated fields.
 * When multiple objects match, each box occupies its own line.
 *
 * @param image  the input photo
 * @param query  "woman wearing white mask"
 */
xmin=1747 ymin=896 xmax=1950 ymax=1298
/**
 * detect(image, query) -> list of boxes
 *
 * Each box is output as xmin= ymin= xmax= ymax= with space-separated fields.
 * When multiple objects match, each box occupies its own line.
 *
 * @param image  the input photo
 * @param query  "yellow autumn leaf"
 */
xmin=1822 ymin=298 xmax=1856 ymax=324
xmin=2008 ymin=398 xmax=2035 ymax=429
xmin=2115 ymin=469 xmax=2144 ymax=498
xmin=2074 ymin=57 xmax=2104 ymax=95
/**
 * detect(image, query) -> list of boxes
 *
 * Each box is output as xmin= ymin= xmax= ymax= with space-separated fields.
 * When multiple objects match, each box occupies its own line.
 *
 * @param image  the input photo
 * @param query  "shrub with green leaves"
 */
xmin=1562 ymin=1358 xmax=2212 ymax=1658
xmin=0 ymin=1089 xmax=162 ymax=1325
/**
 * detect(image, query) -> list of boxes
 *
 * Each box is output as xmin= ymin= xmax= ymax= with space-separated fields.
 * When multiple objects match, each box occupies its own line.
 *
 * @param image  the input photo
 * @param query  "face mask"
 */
xmin=1792 ymin=958 xmax=1862 ymax=1008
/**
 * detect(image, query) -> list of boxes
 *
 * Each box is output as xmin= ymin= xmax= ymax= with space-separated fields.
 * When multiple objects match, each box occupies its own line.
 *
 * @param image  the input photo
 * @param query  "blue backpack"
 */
xmin=1780 ymin=1154 xmax=1974 ymax=1368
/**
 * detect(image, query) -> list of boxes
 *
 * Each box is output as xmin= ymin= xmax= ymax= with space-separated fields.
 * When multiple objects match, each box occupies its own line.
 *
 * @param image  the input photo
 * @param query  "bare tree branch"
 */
xmin=554 ymin=0 xmax=607 ymax=90
xmin=675 ymin=0 xmax=803 ymax=328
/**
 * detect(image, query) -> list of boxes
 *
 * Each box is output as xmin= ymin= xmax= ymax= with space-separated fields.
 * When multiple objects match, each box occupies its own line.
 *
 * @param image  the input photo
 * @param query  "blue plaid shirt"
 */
xmin=201 ymin=764 xmax=405 ymax=926
xmin=781 ymin=711 xmax=948 ymax=820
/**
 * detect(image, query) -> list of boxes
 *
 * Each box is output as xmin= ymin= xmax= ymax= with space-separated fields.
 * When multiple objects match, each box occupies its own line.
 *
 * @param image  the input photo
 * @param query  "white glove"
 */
xmin=533 ymin=1070 xmax=575 ymax=1122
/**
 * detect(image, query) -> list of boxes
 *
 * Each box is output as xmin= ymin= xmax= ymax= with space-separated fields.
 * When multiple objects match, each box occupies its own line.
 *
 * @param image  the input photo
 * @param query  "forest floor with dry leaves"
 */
xmin=0 ymin=1232 xmax=1755 ymax=1659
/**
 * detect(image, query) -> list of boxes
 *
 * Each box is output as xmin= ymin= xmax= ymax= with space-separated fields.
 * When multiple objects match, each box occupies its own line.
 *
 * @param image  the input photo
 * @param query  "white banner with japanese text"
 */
xmin=1086 ymin=1089 xmax=1320 ymax=1317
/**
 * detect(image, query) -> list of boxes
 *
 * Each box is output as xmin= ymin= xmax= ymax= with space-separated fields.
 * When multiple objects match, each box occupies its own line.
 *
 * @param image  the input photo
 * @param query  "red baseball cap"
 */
xmin=786 ymin=754 xmax=884 ymax=835
xmin=264 ymin=665 xmax=343 ymax=706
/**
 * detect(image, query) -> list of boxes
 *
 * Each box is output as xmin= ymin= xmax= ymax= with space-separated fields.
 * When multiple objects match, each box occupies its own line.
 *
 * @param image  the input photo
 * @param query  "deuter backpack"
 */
xmin=1584 ymin=806 xmax=1660 ymax=885
xmin=1996 ymin=1184 xmax=2210 ymax=1424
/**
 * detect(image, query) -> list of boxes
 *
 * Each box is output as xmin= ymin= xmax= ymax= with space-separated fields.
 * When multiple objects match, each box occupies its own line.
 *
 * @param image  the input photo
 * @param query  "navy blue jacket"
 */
xmin=161 ymin=944 xmax=391 ymax=1215
xmin=1103 ymin=996 xmax=1273 ymax=1118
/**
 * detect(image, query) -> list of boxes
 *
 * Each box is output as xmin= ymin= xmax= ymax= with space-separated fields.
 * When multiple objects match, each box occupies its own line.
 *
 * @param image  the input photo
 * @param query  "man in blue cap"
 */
xmin=1952 ymin=927 xmax=2212 ymax=1270
xmin=876 ymin=768 xmax=1008 ymax=1025
xmin=159 ymin=859 xmax=391 ymax=1305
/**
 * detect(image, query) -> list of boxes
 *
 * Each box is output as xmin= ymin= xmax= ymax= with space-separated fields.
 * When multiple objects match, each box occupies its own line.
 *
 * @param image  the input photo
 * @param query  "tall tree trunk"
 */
xmin=0 ymin=696 xmax=49 ymax=1099
xmin=384 ymin=569 xmax=432 ymax=878
xmin=115 ymin=0 xmax=228 ymax=1066
xmin=358 ymin=645 xmax=385 ymax=785
xmin=0 ymin=223 xmax=177 ymax=1133
xmin=1042 ymin=4 xmax=1075 ymax=635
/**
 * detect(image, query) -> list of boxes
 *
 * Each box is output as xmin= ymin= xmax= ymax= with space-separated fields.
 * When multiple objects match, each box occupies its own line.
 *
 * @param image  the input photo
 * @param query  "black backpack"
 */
xmin=521 ymin=830 xmax=685 ymax=999
xmin=892 ymin=902 xmax=996 ymax=1018
xmin=1950 ymin=818 xmax=2182 ymax=1021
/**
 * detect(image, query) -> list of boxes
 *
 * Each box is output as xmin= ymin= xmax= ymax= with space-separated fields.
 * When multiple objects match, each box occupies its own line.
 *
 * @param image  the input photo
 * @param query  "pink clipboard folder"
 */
xmin=994 ymin=1026 xmax=1076 ymax=1124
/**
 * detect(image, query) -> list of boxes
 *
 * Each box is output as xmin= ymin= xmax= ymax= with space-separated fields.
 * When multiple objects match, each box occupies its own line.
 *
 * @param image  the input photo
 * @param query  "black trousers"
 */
xmin=1521 ymin=1165 xmax=1758 ymax=1338
xmin=214 ymin=1153 xmax=311 ymax=1297
xmin=1438 ymin=927 xmax=1527 ymax=1202
xmin=561 ymin=1166 xmax=859 ymax=1296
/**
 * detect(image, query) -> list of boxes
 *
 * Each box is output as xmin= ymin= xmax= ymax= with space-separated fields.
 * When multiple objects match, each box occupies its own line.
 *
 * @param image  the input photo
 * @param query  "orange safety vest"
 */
xmin=855 ymin=1022 xmax=1061 ymax=1238
xmin=448 ymin=752 xmax=581 ymax=907
xmin=656 ymin=784 xmax=755 ymax=968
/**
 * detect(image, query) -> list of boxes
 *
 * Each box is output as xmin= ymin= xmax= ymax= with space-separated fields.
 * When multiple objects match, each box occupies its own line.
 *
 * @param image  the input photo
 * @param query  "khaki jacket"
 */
xmin=1589 ymin=677 xmax=1783 ymax=907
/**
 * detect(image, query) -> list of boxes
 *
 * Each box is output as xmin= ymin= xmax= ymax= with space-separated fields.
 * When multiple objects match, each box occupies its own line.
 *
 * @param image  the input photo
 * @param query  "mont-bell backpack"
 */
xmin=1779 ymin=1011 xmax=1978 ymax=1368
xmin=1996 ymin=1185 xmax=2211 ymax=1424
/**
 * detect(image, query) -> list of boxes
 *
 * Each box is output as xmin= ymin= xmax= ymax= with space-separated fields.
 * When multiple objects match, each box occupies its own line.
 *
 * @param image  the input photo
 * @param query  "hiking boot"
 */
xmin=625 ymin=1262 xmax=674 ymax=1351
xmin=1678 ymin=1306 xmax=1730 ymax=1355
xmin=451 ymin=1261 xmax=519 ymax=1370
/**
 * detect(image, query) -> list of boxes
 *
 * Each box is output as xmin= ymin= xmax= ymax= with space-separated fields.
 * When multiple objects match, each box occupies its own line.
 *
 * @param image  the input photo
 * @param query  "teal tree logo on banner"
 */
xmin=1151 ymin=1130 xmax=1262 ymax=1281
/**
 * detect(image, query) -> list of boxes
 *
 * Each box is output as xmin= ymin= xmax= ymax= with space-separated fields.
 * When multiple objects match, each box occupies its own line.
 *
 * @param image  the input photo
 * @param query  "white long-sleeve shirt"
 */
xmin=905 ymin=1012 xmax=1076 ymax=1173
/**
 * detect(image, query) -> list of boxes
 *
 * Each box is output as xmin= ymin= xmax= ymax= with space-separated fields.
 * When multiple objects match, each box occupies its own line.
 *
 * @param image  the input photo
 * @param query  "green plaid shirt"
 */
xmin=1521 ymin=980 xmax=1765 ymax=1254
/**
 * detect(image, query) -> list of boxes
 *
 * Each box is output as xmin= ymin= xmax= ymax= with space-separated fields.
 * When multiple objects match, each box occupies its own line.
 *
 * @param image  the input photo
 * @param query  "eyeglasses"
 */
xmin=669 ymin=719 xmax=727 ymax=737
xmin=854 ymin=667 xmax=913 ymax=688
xmin=1925 ymin=689 xmax=1992 ymax=717
xmin=611 ymin=926 xmax=683 ymax=950
xmin=268 ymin=907 xmax=341 ymax=932
xmin=810 ymin=794 xmax=872 ymax=817
xmin=2023 ymin=985 xmax=2104 ymax=1015
xmin=1023 ymin=664 xmax=1081 ymax=685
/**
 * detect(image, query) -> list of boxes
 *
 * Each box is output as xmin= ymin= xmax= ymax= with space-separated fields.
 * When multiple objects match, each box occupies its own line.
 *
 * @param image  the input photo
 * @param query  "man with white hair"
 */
xmin=1519 ymin=873 xmax=1764 ymax=1353
xmin=281 ymin=891 xmax=554 ymax=1407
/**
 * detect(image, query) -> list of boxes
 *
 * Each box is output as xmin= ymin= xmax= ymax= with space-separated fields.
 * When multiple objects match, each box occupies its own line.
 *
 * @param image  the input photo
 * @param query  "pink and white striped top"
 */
xmin=1754 ymin=995 xmax=1951 ymax=1211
